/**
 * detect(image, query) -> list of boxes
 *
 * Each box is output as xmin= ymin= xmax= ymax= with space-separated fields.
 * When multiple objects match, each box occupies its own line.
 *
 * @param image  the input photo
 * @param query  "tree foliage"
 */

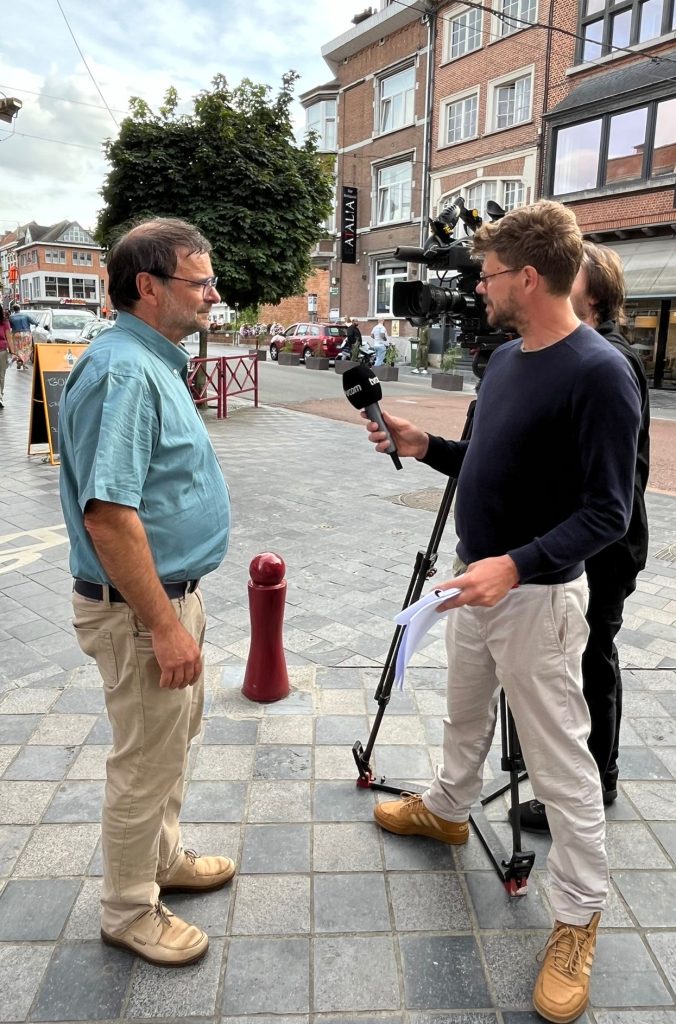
xmin=97 ymin=73 xmax=333 ymax=309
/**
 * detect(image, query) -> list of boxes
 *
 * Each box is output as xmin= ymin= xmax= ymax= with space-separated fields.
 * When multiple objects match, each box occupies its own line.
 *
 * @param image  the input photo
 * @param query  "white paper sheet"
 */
xmin=393 ymin=587 xmax=461 ymax=689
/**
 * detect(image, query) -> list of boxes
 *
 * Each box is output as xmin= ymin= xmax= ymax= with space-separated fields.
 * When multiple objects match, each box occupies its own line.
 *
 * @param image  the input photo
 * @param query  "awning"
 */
xmin=606 ymin=237 xmax=676 ymax=300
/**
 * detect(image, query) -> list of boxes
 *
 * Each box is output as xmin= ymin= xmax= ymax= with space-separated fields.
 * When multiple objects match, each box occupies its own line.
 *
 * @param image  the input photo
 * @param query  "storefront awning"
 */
xmin=607 ymin=237 xmax=676 ymax=300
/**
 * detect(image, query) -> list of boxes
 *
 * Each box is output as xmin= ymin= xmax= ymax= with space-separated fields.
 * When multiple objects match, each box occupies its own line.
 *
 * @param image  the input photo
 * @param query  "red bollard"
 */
xmin=241 ymin=552 xmax=290 ymax=702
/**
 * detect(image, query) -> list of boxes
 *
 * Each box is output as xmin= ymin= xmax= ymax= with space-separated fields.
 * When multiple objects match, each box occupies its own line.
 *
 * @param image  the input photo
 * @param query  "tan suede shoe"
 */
xmin=532 ymin=912 xmax=601 ymax=1023
xmin=374 ymin=793 xmax=469 ymax=844
xmin=101 ymin=902 xmax=208 ymax=967
xmin=158 ymin=849 xmax=236 ymax=894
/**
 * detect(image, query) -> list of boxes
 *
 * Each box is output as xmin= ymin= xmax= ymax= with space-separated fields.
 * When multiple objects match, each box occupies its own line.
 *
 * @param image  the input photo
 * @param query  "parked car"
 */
xmin=32 ymin=308 xmax=96 ymax=344
xmin=77 ymin=318 xmax=115 ymax=343
xmin=269 ymin=323 xmax=349 ymax=362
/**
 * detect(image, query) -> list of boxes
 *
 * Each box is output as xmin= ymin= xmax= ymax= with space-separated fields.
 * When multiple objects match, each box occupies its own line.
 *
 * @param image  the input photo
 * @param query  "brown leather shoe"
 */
xmin=158 ymin=849 xmax=236 ymax=894
xmin=101 ymin=901 xmax=208 ymax=967
xmin=374 ymin=793 xmax=469 ymax=844
xmin=532 ymin=912 xmax=601 ymax=1023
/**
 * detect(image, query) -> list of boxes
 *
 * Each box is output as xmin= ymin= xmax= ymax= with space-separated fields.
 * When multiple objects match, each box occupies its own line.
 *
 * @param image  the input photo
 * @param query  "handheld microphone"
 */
xmin=342 ymin=364 xmax=403 ymax=471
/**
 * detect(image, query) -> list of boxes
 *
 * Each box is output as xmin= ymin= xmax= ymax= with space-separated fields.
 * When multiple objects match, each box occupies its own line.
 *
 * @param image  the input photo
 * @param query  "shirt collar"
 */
xmin=115 ymin=311 xmax=189 ymax=372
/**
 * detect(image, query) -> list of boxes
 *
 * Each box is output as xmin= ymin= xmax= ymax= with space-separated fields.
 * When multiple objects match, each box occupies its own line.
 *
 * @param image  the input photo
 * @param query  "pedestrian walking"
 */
xmin=517 ymin=240 xmax=650 ymax=834
xmin=8 ymin=303 xmax=38 ymax=369
xmin=412 ymin=324 xmax=429 ymax=374
xmin=370 ymin=318 xmax=388 ymax=366
xmin=0 ymin=306 xmax=11 ymax=406
xmin=363 ymin=201 xmax=641 ymax=1024
xmin=59 ymin=217 xmax=233 ymax=968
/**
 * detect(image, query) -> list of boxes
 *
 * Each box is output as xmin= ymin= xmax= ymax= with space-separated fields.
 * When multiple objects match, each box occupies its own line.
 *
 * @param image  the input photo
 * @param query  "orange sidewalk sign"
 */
xmin=28 ymin=344 xmax=87 ymax=465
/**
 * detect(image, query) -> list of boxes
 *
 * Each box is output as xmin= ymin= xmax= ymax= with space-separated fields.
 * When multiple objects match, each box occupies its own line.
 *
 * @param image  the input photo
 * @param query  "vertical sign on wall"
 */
xmin=340 ymin=186 xmax=358 ymax=264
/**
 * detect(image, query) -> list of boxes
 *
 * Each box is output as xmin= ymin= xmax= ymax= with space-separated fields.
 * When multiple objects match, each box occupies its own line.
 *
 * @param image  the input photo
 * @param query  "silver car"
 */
xmin=32 ymin=308 xmax=97 ymax=344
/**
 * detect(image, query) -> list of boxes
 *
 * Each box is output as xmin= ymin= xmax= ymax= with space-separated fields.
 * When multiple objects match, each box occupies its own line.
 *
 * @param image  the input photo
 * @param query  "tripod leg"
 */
xmin=499 ymin=692 xmax=535 ymax=896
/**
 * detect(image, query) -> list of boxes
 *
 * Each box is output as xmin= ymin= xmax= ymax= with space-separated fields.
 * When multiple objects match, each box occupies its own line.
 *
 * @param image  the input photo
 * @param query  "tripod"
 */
xmin=352 ymin=398 xmax=535 ymax=897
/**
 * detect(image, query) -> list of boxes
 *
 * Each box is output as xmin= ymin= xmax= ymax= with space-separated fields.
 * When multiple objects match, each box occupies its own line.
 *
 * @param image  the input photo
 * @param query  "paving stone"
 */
xmin=370 ymin=714 xmax=428 ymax=744
xmin=315 ymin=744 xmax=362 ymax=780
xmin=52 ymin=688 xmax=105 ymax=713
xmin=66 ymin=745 xmax=110 ymax=780
xmin=631 ymin=717 xmax=676 ymax=746
xmin=313 ymin=781 xmax=377 ymax=822
xmin=410 ymin=1015 xmax=498 ymax=1024
xmin=382 ymin=830 xmax=455 ymax=871
xmin=31 ymin=941 xmax=132 ymax=1020
xmin=180 ymin=822 xmax=241 ymax=862
xmin=84 ymin=713 xmax=113 ymax=744
xmin=201 ymin=715 xmax=259 ymax=744
xmin=28 ymin=713 xmax=96 ymax=746
xmin=0 ymin=824 xmax=31 ymax=876
xmin=313 ymin=821 xmax=383 ymax=872
xmin=0 ymin=713 xmax=40 ymax=743
xmin=645 ymin=931 xmax=676 ymax=993
xmin=314 ymin=935 xmax=400 ymax=1011
xmin=481 ymin=932 xmax=545 ymax=1008
xmin=315 ymin=715 xmax=369 ymax=744
xmin=314 ymin=872 xmax=390 ymax=933
xmin=13 ymin=822 xmax=100 ymax=877
xmin=606 ymin=821 xmax=673 ymax=868
xmin=0 ymin=944 xmax=54 ymax=1023
xmin=160 ymin=883 xmax=233 ymax=937
xmin=62 ymin=877 xmax=102 ymax=940
xmin=372 ymin=744 xmax=433 ymax=781
xmin=262 ymin=690 xmax=313 ymax=715
xmin=389 ymin=871 xmax=471 ymax=931
xmin=0 ymin=687 xmax=59 ymax=713
xmin=594 ymin=1013 xmax=676 ymax=1024
xmin=623 ymin=781 xmax=676 ymax=819
xmin=124 ymin=937 xmax=224 ymax=1017
xmin=181 ymin=781 xmax=247 ymax=822
xmin=232 ymin=874 xmax=310 ymax=934
xmin=247 ymin=780 xmax=311 ymax=822
xmin=4 ymin=744 xmax=78 ymax=781
xmin=317 ymin=689 xmax=367 ymax=714
xmin=592 ymin=932 xmax=673 ymax=1006
xmin=618 ymin=745 xmax=675 ymax=780
xmin=42 ymin=781 xmax=105 ymax=822
xmin=222 ymin=937 xmax=310 ymax=1014
xmin=613 ymin=870 xmax=676 ymax=926
xmin=0 ymin=878 xmax=80 ymax=939
xmin=240 ymin=823 xmax=310 ymax=873
xmin=253 ymin=744 xmax=311 ymax=779
xmin=650 ymin=821 xmax=676 ymax=860
xmin=401 ymin=934 xmax=492 ymax=1010
xmin=0 ymin=744 xmax=18 ymax=774
xmin=0 ymin=780 xmax=57 ymax=823
xmin=190 ymin=744 xmax=255 ymax=781
xmin=258 ymin=715 xmax=313 ymax=744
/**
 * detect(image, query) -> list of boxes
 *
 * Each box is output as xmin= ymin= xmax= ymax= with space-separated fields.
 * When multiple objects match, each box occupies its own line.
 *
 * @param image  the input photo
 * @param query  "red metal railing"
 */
xmin=187 ymin=354 xmax=258 ymax=418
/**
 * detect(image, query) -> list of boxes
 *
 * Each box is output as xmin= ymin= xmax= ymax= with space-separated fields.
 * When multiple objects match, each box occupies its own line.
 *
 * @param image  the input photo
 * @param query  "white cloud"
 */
xmin=0 ymin=0 xmax=363 ymax=231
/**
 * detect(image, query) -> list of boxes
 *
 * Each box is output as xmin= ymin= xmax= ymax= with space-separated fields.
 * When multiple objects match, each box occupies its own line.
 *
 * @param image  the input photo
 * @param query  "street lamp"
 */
xmin=0 ymin=96 xmax=22 ymax=126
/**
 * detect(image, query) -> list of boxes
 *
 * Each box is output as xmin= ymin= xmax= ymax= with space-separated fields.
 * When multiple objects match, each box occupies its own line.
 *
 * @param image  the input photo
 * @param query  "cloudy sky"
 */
xmin=0 ymin=0 xmax=368 ymax=235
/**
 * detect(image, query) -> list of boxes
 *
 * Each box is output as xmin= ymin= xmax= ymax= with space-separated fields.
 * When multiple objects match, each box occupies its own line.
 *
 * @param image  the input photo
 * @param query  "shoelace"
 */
xmin=538 ymin=922 xmax=591 ymax=976
xmin=401 ymin=793 xmax=425 ymax=811
xmin=152 ymin=901 xmax=174 ymax=928
xmin=183 ymin=849 xmax=198 ymax=865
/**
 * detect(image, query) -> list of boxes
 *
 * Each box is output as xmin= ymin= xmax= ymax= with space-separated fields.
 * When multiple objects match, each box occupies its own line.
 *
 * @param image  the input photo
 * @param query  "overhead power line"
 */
xmin=0 ymin=127 xmax=102 ymax=151
xmin=0 ymin=83 xmax=128 ymax=116
xmin=56 ymin=0 xmax=119 ymax=128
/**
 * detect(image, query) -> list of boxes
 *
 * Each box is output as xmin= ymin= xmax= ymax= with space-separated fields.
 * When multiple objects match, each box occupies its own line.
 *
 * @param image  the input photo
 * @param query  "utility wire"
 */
xmin=0 ymin=83 xmax=127 ymax=116
xmin=0 ymin=127 xmax=101 ymax=151
xmin=55 ymin=0 xmax=119 ymax=127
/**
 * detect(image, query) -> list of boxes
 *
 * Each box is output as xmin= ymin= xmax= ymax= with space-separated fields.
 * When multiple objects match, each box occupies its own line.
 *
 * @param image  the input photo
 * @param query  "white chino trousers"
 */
xmin=423 ymin=577 xmax=609 ymax=925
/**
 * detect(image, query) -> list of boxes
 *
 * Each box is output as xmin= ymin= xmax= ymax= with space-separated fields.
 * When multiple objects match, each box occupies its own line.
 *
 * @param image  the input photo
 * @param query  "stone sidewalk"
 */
xmin=0 ymin=364 xmax=675 ymax=1023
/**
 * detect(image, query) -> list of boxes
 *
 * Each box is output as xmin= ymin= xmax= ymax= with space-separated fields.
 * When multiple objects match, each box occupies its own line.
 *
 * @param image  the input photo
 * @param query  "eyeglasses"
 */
xmin=150 ymin=273 xmax=219 ymax=298
xmin=477 ymin=268 xmax=520 ymax=284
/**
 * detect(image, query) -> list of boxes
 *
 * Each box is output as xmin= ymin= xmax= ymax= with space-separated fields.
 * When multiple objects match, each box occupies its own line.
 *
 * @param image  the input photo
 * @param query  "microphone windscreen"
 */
xmin=342 ymin=364 xmax=383 ymax=410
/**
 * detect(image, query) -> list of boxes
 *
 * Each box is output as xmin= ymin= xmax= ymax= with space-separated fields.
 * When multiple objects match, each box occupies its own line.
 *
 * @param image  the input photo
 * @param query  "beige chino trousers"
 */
xmin=73 ymin=589 xmax=206 ymax=933
xmin=423 ymin=577 xmax=609 ymax=925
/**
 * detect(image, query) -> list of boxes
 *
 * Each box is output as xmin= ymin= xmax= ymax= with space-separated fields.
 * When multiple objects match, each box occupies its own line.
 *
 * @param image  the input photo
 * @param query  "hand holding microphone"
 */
xmin=342 ymin=365 xmax=402 ymax=470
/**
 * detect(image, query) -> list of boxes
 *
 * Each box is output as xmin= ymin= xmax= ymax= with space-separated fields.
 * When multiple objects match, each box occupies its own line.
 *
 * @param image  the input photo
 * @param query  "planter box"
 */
xmin=334 ymin=360 xmax=358 ymax=374
xmin=431 ymin=372 xmax=464 ymax=392
xmin=248 ymin=349 xmax=267 ymax=361
xmin=376 ymin=365 xmax=399 ymax=382
xmin=278 ymin=351 xmax=300 ymax=366
xmin=305 ymin=356 xmax=331 ymax=371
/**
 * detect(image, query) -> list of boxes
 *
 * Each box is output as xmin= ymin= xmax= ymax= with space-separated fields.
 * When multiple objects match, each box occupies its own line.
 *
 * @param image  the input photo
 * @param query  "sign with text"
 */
xmin=28 ymin=344 xmax=87 ymax=465
xmin=340 ymin=186 xmax=358 ymax=264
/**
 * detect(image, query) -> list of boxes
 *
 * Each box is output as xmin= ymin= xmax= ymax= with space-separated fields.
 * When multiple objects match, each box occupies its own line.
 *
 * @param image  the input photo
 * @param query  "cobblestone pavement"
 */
xmin=0 ymin=364 xmax=675 ymax=1023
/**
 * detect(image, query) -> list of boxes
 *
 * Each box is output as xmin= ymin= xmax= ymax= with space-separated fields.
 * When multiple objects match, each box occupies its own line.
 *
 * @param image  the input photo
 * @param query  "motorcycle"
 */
xmin=336 ymin=337 xmax=376 ymax=367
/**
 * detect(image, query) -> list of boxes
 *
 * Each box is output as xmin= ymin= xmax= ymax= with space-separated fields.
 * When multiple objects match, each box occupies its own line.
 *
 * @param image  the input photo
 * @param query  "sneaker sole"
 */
xmin=158 ymin=867 xmax=236 ymax=894
xmin=532 ymin=992 xmax=589 ymax=1023
xmin=374 ymin=806 xmax=469 ymax=844
xmin=101 ymin=928 xmax=208 ymax=967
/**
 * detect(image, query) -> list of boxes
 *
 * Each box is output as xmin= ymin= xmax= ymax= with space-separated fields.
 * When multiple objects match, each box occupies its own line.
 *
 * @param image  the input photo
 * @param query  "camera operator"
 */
xmin=364 ymin=201 xmax=641 ymax=1024
xmin=518 ymin=241 xmax=650 ymax=836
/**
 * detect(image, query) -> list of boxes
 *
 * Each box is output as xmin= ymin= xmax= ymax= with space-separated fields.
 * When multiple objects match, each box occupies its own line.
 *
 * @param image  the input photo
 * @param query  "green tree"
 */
xmin=97 ymin=73 xmax=333 ymax=312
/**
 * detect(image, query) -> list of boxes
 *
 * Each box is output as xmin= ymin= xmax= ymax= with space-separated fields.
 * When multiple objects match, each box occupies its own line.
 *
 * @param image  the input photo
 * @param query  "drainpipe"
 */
xmin=419 ymin=4 xmax=438 ymax=247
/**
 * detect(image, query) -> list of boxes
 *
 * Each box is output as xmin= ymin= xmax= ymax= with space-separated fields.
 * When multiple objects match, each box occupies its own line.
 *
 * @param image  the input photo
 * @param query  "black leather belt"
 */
xmin=74 ymin=578 xmax=199 ymax=603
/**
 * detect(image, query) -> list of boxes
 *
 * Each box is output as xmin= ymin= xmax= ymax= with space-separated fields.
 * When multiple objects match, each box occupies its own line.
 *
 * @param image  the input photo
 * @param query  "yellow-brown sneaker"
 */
xmin=532 ymin=912 xmax=601 ymax=1023
xmin=158 ymin=849 xmax=236 ymax=894
xmin=374 ymin=793 xmax=469 ymax=844
xmin=101 ymin=901 xmax=208 ymax=967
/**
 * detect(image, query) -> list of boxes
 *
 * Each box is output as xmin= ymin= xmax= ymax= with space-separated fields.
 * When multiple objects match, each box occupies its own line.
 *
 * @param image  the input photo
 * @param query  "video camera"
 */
xmin=392 ymin=196 xmax=512 ymax=378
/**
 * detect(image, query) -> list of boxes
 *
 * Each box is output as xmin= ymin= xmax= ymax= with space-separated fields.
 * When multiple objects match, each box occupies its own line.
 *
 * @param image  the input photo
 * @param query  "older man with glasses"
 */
xmin=59 ymin=217 xmax=232 ymax=968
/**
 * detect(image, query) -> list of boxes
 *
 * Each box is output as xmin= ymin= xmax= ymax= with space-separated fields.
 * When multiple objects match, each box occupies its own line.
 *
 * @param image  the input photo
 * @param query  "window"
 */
xmin=378 ymin=66 xmax=415 ymax=134
xmin=31 ymin=278 xmax=41 ymax=299
xmin=57 ymin=277 xmax=70 ymax=297
xmin=441 ymin=178 xmax=527 ymax=236
xmin=376 ymin=161 xmax=412 ymax=224
xmin=445 ymin=92 xmax=478 ymax=144
xmin=466 ymin=181 xmax=498 ymax=219
xmin=446 ymin=7 xmax=482 ymax=59
xmin=45 ymin=250 xmax=66 ymax=264
xmin=503 ymin=179 xmax=526 ymax=209
xmin=45 ymin=276 xmax=57 ymax=297
xmin=72 ymin=277 xmax=85 ymax=299
xmin=578 ymin=0 xmax=673 ymax=61
xmin=496 ymin=0 xmax=537 ymax=37
xmin=306 ymin=99 xmax=336 ymax=151
xmin=374 ymin=260 xmax=408 ymax=316
xmin=552 ymin=97 xmax=676 ymax=194
xmin=61 ymin=225 xmax=94 ymax=244
xmin=493 ymin=74 xmax=532 ymax=130
xmin=72 ymin=251 xmax=93 ymax=265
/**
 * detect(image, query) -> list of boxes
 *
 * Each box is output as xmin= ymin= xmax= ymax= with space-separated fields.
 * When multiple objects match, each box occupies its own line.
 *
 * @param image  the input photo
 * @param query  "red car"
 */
xmin=269 ymin=323 xmax=348 ymax=362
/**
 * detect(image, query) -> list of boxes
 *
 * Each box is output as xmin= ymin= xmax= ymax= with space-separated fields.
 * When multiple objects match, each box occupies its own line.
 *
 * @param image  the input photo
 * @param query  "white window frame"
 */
xmin=306 ymin=99 xmax=337 ymax=152
xmin=502 ymin=179 xmax=526 ymax=210
xmin=486 ymin=66 xmax=534 ymax=133
xmin=441 ymin=86 xmax=480 ymax=146
xmin=444 ymin=4 xmax=483 ymax=60
xmin=492 ymin=0 xmax=538 ymax=39
xmin=61 ymin=226 xmax=94 ymax=244
xmin=438 ymin=177 xmax=527 ymax=236
xmin=373 ymin=259 xmax=408 ymax=316
xmin=377 ymin=65 xmax=416 ymax=136
xmin=375 ymin=159 xmax=413 ymax=225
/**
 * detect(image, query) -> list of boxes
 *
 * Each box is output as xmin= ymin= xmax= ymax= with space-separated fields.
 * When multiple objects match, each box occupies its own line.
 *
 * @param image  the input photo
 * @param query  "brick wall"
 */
xmin=260 ymin=268 xmax=330 ymax=327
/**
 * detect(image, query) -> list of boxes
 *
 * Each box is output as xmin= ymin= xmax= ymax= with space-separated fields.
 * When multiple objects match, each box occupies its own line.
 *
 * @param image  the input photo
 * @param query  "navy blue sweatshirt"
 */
xmin=422 ymin=324 xmax=641 ymax=585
